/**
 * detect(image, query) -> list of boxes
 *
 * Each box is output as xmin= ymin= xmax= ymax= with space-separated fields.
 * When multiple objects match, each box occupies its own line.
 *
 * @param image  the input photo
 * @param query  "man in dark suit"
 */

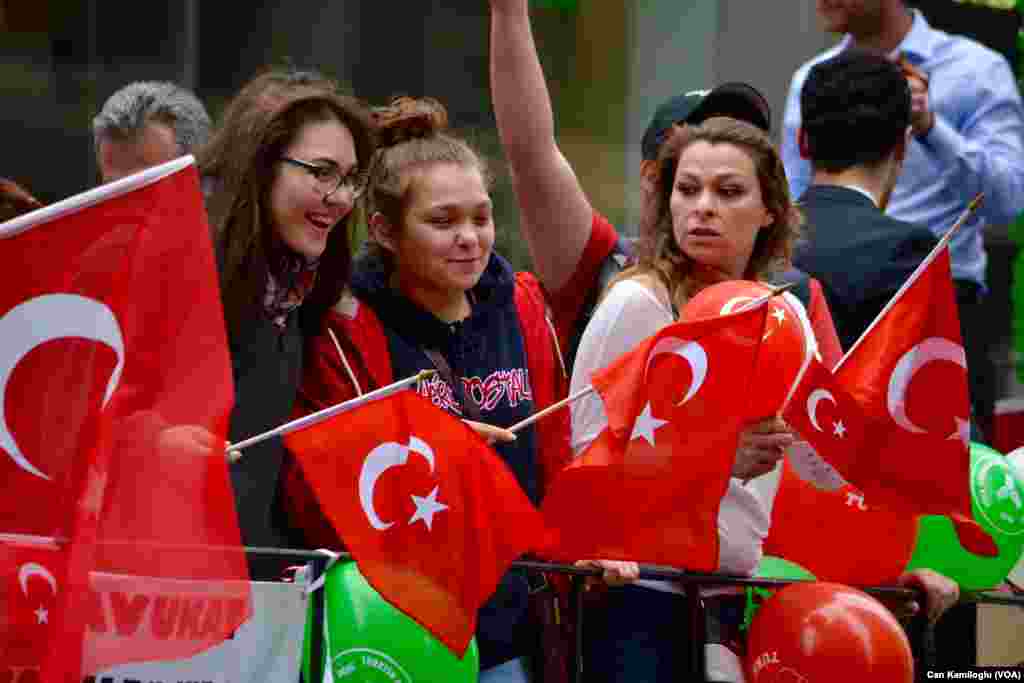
xmin=793 ymin=49 xmax=938 ymax=352
xmin=794 ymin=49 xmax=978 ymax=674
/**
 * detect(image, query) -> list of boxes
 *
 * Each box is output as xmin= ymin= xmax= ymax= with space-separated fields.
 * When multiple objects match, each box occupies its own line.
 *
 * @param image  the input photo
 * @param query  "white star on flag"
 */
xmin=630 ymin=403 xmax=668 ymax=446
xmin=763 ymin=306 xmax=787 ymax=340
xmin=34 ymin=605 xmax=48 ymax=624
xmin=409 ymin=485 xmax=448 ymax=531
xmin=948 ymin=416 xmax=971 ymax=448
xmin=832 ymin=420 xmax=847 ymax=439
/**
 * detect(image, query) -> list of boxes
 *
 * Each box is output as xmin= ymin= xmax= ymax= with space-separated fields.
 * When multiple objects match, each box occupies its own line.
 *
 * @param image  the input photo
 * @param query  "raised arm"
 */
xmin=489 ymin=0 xmax=595 ymax=293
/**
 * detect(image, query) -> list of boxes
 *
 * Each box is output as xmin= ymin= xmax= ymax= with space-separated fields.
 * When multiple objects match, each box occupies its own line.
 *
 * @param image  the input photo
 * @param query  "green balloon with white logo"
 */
xmin=302 ymin=560 xmax=479 ymax=682
xmin=904 ymin=442 xmax=1024 ymax=591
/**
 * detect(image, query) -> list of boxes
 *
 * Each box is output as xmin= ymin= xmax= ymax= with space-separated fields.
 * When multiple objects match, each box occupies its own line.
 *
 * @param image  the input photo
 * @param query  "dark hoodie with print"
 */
xmin=351 ymin=250 xmax=541 ymax=670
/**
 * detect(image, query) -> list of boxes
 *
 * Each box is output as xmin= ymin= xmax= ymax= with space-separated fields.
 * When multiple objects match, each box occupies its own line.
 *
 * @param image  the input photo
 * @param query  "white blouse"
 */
xmin=569 ymin=278 xmax=782 ymax=591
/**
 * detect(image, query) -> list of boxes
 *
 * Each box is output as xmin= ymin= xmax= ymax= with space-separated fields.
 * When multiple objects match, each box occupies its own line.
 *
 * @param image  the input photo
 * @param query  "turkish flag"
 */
xmin=781 ymin=242 xmax=993 ymax=555
xmin=541 ymin=302 xmax=769 ymax=571
xmin=285 ymin=389 xmax=550 ymax=656
xmin=0 ymin=157 xmax=250 ymax=682
xmin=764 ymin=460 xmax=918 ymax=586
xmin=832 ymin=243 xmax=993 ymax=554
xmin=782 ymin=356 xmax=875 ymax=485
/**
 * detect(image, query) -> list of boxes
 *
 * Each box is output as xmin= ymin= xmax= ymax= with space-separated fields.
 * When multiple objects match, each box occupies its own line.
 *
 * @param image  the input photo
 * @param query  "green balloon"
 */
xmin=756 ymin=556 xmax=816 ymax=582
xmin=302 ymin=561 xmax=479 ymax=682
xmin=905 ymin=442 xmax=1024 ymax=591
xmin=743 ymin=556 xmax=816 ymax=631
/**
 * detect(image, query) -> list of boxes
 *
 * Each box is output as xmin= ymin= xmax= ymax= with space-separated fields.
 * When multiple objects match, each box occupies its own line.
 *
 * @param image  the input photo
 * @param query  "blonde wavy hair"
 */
xmin=618 ymin=116 xmax=803 ymax=313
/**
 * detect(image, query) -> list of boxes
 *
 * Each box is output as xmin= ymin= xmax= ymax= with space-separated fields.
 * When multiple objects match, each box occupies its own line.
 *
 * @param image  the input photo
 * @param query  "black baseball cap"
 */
xmin=640 ymin=82 xmax=772 ymax=160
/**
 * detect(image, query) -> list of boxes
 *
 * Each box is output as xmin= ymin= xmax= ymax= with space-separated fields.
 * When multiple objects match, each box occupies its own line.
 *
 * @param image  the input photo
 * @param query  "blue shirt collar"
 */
xmin=898 ymin=9 xmax=937 ymax=63
xmin=837 ymin=9 xmax=936 ymax=63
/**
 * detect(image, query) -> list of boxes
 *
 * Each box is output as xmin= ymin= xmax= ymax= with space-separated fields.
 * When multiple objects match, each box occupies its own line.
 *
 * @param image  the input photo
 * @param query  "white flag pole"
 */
xmin=507 ymin=385 xmax=595 ymax=434
xmin=834 ymin=192 xmax=984 ymax=373
xmin=505 ymin=283 xmax=790 ymax=435
xmin=227 ymin=369 xmax=436 ymax=462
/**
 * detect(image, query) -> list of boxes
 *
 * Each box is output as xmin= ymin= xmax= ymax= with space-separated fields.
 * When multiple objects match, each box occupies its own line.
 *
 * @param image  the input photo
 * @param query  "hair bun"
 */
xmin=372 ymin=96 xmax=449 ymax=147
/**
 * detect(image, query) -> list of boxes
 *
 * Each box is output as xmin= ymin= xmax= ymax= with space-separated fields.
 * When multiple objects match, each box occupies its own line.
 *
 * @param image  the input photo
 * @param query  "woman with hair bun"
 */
xmin=283 ymin=96 xmax=635 ymax=682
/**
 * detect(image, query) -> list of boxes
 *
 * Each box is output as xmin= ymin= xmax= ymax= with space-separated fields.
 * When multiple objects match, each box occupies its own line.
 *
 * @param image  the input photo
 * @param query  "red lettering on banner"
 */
xmin=86 ymin=589 xmax=107 ymax=633
xmin=175 ymin=598 xmax=205 ymax=639
xmin=151 ymin=597 xmax=179 ymax=639
xmin=110 ymin=593 xmax=150 ymax=636
xmin=199 ymin=599 xmax=222 ymax=639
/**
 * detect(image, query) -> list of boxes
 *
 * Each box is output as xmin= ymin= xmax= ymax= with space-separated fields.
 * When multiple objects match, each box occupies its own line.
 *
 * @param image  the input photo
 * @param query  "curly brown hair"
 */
xmin=622 ymin=117 xmax=802 ymax=313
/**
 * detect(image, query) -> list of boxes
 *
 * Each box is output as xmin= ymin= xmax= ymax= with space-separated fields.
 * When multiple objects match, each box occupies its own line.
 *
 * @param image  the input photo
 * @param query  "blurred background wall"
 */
xmin=0 ymin=0 xmax=1020 ymax=402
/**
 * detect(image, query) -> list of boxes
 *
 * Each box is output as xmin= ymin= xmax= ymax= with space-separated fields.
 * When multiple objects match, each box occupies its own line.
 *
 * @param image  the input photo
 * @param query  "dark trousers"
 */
xmin=956 ymin=280 xmax=996 ymax=444
xmin=582 ymin=585 xmax=694 ymax=683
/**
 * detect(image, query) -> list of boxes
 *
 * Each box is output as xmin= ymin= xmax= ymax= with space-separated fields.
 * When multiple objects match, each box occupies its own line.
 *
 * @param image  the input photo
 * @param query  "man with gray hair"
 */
xmin=92 ymin=81 xmax=211 ymax=183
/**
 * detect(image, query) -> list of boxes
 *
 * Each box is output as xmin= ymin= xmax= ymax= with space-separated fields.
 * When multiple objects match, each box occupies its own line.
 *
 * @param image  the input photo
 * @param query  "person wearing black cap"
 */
xmin=489 ymin=1 xmax=843 ymax=680
xmin=636 ymin=84 xmax=772 ymax=247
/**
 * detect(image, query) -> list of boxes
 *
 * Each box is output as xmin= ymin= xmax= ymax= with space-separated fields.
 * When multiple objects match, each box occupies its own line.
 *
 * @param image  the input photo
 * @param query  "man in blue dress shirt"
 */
xmin=782 ymin=0 xmax=1024 ymax=443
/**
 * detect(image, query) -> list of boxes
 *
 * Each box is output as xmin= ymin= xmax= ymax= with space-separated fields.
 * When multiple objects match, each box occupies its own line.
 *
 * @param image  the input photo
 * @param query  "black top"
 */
xmin=794 ymin=184 xmax=939 ymax=351
xmin=226 ymin=305 xmax=305 ymax=580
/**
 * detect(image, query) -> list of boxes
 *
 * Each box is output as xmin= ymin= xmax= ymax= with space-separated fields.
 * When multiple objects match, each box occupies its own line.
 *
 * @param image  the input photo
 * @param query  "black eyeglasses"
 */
xmin=279 ymin=156 xmax=366 ymax=199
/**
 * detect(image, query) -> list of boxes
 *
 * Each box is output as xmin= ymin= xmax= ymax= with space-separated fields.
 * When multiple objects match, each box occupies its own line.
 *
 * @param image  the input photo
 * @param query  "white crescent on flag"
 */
xmin=0 ymin=294 xmax=124 ymax=480
xmin=806 ymin=389 xmax=837 ymax=433
xmin=643 ymin=336 xmax=708 ymax=406
xmin=18 ymin=562 xmax=57 ymax=596
xmin=886 ymin=337 xmax=966 ymax=435
xmin=358 ymin=436 xmax=444 ymax=531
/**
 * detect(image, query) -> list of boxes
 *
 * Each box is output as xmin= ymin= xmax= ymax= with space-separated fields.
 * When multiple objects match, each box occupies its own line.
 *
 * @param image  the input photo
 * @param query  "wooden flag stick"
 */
xmin=507 ymin=384 xmax=595 ymax=434
xmin=227 ymin=369 xmax=437 ymax=462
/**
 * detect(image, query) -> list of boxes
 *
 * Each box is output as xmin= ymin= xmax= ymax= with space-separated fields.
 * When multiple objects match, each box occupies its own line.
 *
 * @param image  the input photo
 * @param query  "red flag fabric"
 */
xmin=783 ymin=243 xmax=994 ymax=556
xmin=0 ymin=157 xmax=250 ymax=681
xmin=835 ymin=245 xmax=970 ymax=513
xmin=782 ymin=356 xmax=875 ymax=483
xmin=285 ymin=389 xmax=549 ymax=656
xmin=764 ymin=459 xmax=918 ymax=586
xmin=541 ymin=303 xmax=769 ymax=571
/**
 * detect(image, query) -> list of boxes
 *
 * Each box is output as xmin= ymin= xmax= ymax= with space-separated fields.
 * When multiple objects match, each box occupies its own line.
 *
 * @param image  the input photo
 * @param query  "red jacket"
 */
xmin=283 ymin=213 xmax=620 ymax=547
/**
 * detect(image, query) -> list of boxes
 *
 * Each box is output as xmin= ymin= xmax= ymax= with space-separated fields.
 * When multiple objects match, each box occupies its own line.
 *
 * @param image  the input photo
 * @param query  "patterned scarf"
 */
xmin=264 ymin=249 xmax=319 ymax=329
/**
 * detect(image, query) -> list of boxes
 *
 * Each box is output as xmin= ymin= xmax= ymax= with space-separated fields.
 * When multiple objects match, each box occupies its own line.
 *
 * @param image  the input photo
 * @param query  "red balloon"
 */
xmin=681 ymin=280 xmax=813 ymax=420
xmin=746 ymin=582 xmax=913 ymax=683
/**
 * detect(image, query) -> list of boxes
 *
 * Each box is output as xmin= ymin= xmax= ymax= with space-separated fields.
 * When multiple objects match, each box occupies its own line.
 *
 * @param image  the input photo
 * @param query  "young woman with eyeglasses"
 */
xmin=199 ymin=76 xmax=375 ymax=579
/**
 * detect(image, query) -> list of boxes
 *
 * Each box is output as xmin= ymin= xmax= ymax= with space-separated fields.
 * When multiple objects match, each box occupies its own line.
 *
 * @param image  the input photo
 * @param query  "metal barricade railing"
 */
xmin=248 ymin=546 xmax=1024 ymax=683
